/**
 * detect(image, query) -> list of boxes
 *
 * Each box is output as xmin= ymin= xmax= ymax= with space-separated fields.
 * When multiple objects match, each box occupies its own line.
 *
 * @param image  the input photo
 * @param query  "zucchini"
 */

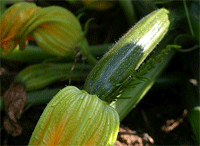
xmin=84 ymin=8 xmax=170 ymax=102
xmin=16 ymin=63 xmax=92 ymax=91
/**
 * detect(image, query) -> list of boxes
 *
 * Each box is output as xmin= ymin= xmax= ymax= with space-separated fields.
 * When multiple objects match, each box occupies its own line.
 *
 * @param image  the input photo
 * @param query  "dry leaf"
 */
xmin=3 ymin=82 xmax=26 ymax=136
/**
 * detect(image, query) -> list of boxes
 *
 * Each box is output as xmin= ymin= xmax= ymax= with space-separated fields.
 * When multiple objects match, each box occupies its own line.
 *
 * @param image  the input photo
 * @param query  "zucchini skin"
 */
xmin=15 ymin=63 xmax=92 ymax=91
xmin=84 ymin=8 xmax=170 ymax=101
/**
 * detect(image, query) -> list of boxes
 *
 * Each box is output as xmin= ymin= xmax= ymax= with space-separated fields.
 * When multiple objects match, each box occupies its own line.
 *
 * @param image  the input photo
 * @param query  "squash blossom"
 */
xmin=29 ymin=86 xmax=119 ymax=146
xmin=0 ymin=2 xmax=39 ymax=54
xmin=1 ymin=2 xmax=96 ymax=63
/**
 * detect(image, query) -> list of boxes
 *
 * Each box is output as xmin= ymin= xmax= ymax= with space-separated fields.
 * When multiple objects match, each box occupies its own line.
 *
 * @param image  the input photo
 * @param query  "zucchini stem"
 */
xmin=183 ymin=0 xmax=194 ymax=37
xmin=118 ymin=0 xmax=136 ymax=26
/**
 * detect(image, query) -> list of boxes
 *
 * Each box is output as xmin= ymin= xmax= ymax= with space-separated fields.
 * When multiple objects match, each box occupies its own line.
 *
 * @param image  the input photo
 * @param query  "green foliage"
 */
xmin=1 ymin=0 xmax=199 ymax=144
xmin=135 ymin=45 xmax=181 ymax=77
xmin=110 ymin=44 xmax=181 ymax=102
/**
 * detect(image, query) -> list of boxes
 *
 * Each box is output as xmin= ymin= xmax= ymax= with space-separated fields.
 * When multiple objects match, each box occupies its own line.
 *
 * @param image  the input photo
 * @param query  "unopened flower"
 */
xmin=0 ymin=2 xmax=39 ymax=54
xmin=1 ymin=2 xmax=96 ymax=63
xmin=29 ymin=86 xmax=119 ymax=145
xmin=24 ymin=5 xmax=84 ymax=57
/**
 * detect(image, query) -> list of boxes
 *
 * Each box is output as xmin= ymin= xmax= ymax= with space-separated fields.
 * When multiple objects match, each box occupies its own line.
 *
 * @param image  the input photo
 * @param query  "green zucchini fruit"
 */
xmin=16 ymin=63 xmax=92 ymax=91
xmin=84 ymin=8 xmax=170 ymax=102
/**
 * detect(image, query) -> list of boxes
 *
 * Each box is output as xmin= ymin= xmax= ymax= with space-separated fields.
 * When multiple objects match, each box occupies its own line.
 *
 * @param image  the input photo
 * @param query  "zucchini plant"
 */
xmin=28 ymin=8 xmax=175 ymax=145
xmin=1 ymin=1 xmax=199 ymax=145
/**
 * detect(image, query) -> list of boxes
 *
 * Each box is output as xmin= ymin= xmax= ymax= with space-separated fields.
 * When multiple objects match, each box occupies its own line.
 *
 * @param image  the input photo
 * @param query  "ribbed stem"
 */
xmin=1 ymin=43 xmax=111 ymax=63
xmin=0 ymin=45 xmax=55 ymax=63
xmin=110 ymin=32 xmax=178 ymax=120
xmin=0 ymin=73 xmax=182 ymax=111
xmin=183 ymin=0 xmax=194 ymax=37
xmin=111 ymin=48 xmax=175 ymax=120
xmin=78 ymin=38 xmax=98 ymax=65
xmin=118 ymin=0 xmax=136 ymax=26
xmin=15 ymin=63 xmax=92 ymax=91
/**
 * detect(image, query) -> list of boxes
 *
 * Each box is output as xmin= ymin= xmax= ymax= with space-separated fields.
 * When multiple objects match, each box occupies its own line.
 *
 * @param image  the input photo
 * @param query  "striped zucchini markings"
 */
xmin=84 ymin=8 xmax=170 ymax=102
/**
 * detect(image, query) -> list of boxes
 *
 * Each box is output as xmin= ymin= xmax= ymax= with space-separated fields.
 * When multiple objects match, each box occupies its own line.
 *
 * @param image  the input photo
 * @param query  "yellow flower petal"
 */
xmin=29 ymin=86 xmax=119 ymax=146
xmin=0 ymin=2 xmax=39 ymax=54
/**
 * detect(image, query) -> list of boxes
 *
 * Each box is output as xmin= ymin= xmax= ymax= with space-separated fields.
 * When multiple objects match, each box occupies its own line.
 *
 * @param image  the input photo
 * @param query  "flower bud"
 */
xmin=22 ymin=5 xmax=84 ymax=57
xmin=29 ymin=86 xmax=119 ymax=145
xmin=1 ymin=2 xmax=97 ymax=63
xmin=0 ymin=2 xmax=39 ymax=54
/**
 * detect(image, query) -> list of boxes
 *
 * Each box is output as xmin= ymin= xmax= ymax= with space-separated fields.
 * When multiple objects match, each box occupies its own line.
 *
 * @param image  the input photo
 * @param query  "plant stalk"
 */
xmin=111 ymin=32 xmax=177 ymax=120
xmin=0 ymin=43 xmax=111 ymax=63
